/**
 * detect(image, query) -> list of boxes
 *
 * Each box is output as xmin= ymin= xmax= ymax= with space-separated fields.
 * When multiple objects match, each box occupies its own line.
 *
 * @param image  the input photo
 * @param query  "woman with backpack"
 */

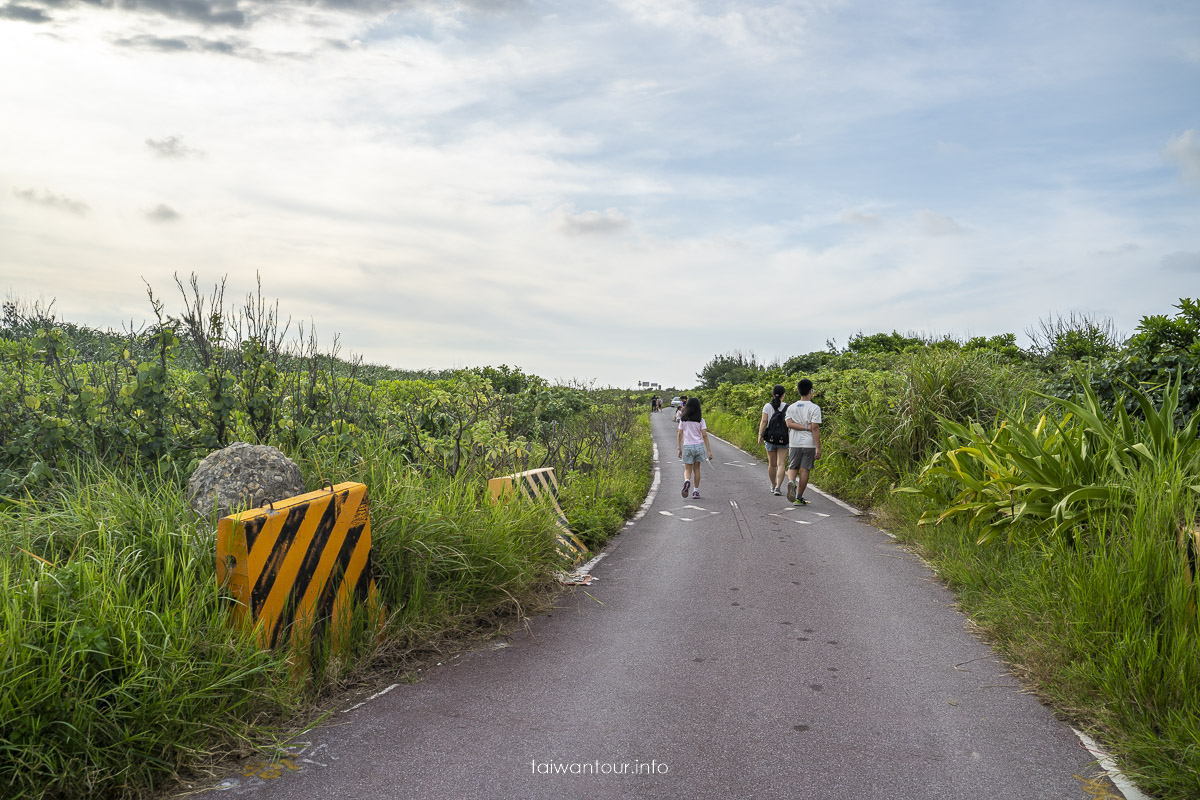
xmin=757 ymin=384 xmax=789 ymax=496
xmin=677 ymin=396 xmax=713 ymax=499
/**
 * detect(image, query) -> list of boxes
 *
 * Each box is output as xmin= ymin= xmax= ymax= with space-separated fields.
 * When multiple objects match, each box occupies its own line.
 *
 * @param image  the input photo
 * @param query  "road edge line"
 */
xmin=1072 ymin=729 xmax=1149 ymax=800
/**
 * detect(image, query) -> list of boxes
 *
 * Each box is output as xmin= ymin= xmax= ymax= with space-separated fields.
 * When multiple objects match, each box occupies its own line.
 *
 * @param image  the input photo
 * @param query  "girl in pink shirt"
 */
xmin=676 ymin=396 xmax=713 ymax=499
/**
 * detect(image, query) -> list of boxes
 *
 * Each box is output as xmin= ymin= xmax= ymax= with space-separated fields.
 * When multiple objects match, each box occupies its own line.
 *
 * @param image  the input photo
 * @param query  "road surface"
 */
xmin=208 ymin=412 xmax=1117 ymax=799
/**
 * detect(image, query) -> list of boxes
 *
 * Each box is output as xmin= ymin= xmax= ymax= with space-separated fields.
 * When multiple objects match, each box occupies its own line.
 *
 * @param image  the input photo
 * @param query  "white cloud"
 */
xmin=1164 ymin=130 xmax=1200 ymax=187
xmin=1162 ymin=251 xmax=1200 ymax=273
xmin=1 ymin=0 xmax=1199 ymax=388
xmin=840 ymin=210 xmax=882 ymax=226
xmin=914 ymin=210 xmax=964 ymax=236
xmin=556 ymin=205 xmax=631 ymax=235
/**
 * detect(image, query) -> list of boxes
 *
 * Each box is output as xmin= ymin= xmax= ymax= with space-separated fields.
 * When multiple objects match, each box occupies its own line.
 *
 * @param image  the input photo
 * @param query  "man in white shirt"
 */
xmin=784 ymin=378 xmax=822 ymax=506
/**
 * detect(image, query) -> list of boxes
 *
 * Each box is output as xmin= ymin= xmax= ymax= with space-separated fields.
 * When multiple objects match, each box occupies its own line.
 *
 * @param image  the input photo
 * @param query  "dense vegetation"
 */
xmin=0 ymin=280 xmax=653 ymax=800
xmin=698 ymin=300 xmax=1200 ymax=800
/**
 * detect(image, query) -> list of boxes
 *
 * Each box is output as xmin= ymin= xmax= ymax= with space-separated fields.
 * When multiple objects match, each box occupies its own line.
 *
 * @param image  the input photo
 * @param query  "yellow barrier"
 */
xmin=216 ymin=482 xmax=381 ymax=650
xmin=488 ymin=467 xmax=589 ymax=565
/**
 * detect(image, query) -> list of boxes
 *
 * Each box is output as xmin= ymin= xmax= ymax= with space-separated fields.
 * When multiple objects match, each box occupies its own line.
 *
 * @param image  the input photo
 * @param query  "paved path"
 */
xmin=209 ymin=412 xmax=1116 ymax=799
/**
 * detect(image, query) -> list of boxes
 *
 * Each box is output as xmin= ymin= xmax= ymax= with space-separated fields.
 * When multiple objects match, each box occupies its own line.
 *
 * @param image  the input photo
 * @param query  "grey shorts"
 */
xmin=789 ymin=447 xmax=816 ymax=470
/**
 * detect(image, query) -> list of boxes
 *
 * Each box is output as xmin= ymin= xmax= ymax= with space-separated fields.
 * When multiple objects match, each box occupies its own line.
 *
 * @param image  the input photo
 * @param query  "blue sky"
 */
xmin=1 ymin=0 xmax=1197 ymax=387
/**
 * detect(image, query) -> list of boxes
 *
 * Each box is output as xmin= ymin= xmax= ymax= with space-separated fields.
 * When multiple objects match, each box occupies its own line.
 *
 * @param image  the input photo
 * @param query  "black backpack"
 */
xmin=763 ymin=403 xmax=790 ymax=445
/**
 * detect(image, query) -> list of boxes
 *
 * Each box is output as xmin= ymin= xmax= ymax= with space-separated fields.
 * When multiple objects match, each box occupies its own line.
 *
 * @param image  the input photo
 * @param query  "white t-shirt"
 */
xmin=785 ymin=400 xmax=822 ymax=448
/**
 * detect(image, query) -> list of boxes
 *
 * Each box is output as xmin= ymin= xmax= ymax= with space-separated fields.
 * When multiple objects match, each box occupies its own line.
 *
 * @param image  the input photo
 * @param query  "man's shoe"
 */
xmin=793 ymin=496 xmax=810 ymax=506
xmin=786 ymin=480 xmax=797 ymax=502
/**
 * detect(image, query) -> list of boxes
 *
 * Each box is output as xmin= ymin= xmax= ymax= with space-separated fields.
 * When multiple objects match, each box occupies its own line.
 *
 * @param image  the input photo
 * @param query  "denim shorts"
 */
xmin=764 ymin=441 xmax=787 ymax=452
xmin=682 ymin=443 xmax=708 ymax=464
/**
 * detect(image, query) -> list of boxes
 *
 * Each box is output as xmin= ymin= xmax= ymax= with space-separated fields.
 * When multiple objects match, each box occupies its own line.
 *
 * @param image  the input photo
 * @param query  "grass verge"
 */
xmin=0 ymin=420 xmax=654 ymax=800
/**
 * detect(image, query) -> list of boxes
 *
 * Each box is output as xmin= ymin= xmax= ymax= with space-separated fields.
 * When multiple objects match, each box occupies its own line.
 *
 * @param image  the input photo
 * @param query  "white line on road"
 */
xmin=625 ymin=442 xmax=662 ymax=528
xmin=342 ymin=683 xmax=400 ymax=713
xmin=806 ymin=484 xmax=864 ymax=515
xmin=1072 ymin=729 xmax=1149 ymax=800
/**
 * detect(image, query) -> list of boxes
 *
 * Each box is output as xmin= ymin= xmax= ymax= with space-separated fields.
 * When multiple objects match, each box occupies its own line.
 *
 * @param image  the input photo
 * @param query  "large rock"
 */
xmin=187 ymin=442 xmax=306 ymax=518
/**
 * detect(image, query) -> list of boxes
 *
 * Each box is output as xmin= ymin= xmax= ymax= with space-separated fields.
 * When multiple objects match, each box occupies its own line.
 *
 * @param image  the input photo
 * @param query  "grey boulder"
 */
xmin=187 ymin=442 xmax=306 ymax=518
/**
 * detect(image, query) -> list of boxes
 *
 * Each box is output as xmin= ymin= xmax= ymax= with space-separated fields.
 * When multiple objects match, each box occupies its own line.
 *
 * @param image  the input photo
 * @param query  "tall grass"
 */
xmin=0 ymin=463 xmax=295 ymax=800
xmin=892 ymin=464 xmax=1200 ymax=799
xmin=1 ymin=418 xmax=652 ymax=800
xmin=560 ymin=415 xmax=654 ymax=547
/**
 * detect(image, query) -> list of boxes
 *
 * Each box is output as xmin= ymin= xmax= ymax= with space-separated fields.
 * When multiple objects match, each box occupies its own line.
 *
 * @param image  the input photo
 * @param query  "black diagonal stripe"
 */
xmin=528 ymin=470 xmax=550 ymax=500
xmin=534 ymin=469 xmax=559 ymax=501
xmin=242 ymin=516 xmax=266 ymax=551
xmin=307 ymin=522 xmax=366 ymax=649
xmin=268 ymin=492 xmax=343 ymax=649
xmin=352 ymin=553 xmax=374 ymax=603
xmin=517 ymin=475 xmax=537 ymax=502
xmin=250 ymin=506 xmax=309 ymax=619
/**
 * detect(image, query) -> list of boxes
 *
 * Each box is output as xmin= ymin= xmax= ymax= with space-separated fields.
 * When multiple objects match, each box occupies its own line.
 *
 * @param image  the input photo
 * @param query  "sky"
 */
xmin=1 ymin=0 xmax=1198 ymax=389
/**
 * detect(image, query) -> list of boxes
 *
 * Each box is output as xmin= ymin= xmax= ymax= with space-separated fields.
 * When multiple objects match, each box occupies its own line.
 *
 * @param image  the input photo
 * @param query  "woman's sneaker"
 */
xmin=786 ymin=480 xmax=797 ymax=502
xmin=772 ymin=487 xmax=782 ymax=496
xmin=682 ymin=479 xmax=691 ymax=498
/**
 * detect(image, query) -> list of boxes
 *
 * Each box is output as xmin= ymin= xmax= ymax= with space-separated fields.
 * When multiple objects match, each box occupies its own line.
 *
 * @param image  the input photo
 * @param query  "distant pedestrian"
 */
xmin=757 ymin=383 xmax=789 ymax=496
xmin=674 ymin=394 xmax=688 ymax=423
xmin=677 ymin=396 xmax=713 ymax=500
xmin=785 ymin=378 xmax=821 ymax=506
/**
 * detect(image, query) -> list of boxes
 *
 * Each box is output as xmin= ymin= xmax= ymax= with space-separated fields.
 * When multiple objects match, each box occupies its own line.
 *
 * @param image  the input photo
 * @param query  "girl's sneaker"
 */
xmin=692 ymin=490 xmax=700 ymax=499
xmin=682 ymin=479 xmax=691 ymax=498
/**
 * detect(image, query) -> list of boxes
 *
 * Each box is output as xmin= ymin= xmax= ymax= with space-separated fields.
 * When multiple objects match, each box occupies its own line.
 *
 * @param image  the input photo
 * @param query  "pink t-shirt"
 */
xmin=678 ymin=418 xmax=707 ymax=447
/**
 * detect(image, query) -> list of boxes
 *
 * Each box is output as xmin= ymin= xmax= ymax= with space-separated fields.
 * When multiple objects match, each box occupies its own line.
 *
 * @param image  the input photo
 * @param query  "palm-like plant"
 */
xmin=901 ymin=371 xmax=1200 ymax=545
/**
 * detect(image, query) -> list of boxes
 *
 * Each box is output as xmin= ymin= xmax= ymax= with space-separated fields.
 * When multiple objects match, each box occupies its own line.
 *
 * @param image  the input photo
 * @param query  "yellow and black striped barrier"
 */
xmin=216 ymin=482 xmax=382 ymax=651
xmin=488 ymin=467 xmax=589 ymax=566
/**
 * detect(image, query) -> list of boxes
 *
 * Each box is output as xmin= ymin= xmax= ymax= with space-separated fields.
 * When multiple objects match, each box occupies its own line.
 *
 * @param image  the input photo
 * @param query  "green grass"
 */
xmin=560 ymin=414 xmax=653 ymax=548
xmin=880 ymin=465 xmax=1200 ymax=800
xmin=0 ymin=419 xmax=653 ymax=800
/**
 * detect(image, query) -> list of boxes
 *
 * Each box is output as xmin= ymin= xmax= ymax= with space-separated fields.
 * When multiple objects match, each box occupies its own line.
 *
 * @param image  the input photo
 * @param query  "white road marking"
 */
xmin=343 ymin=683 xmax=400 ymax=713
xmin=1073 ymin=729 xmax=1150 ymax=800
xmin=806 ymin=484 xmax=863 ymax=515
xmin=659 ymin=511 xmax=674 ymax=516
xmin=625 ymin=442 xmax=662 ymax=528
xmin=574 ymin=551 xmax=608 ymax=573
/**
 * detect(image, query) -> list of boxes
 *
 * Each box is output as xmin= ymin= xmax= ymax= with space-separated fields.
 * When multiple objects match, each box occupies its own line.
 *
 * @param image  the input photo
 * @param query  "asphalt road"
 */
xmin=207 ymin=412 xmax=1116 ymax=800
